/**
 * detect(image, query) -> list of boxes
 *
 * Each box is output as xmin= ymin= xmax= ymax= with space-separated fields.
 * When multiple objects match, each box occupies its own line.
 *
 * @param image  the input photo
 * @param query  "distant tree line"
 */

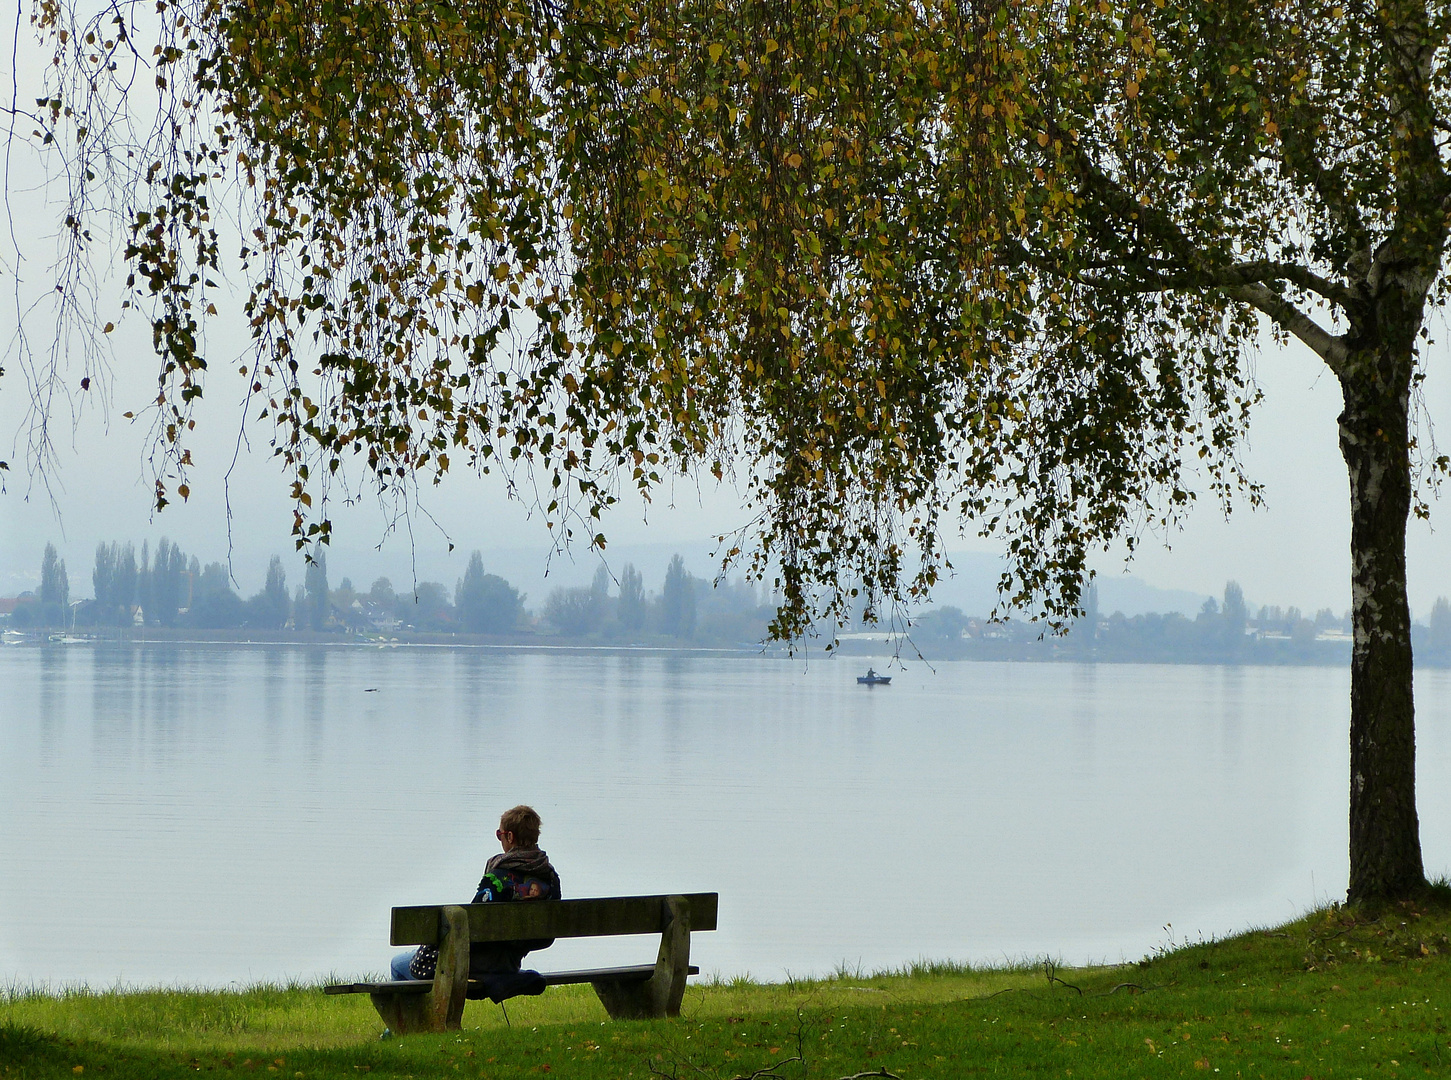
xmin=1415 ymin=598 xmax=1451 ymax=666
xmin=1 ymin=541 xmax=519 ymax=634
xmin=907 ymin=581 xmax=1364 ymax=665
xmin=2 ymin=542 xmax=773 ymax=645
xmin=537 ymin=555 xmax=775 ymax=644
xmin=21 ymin=549 xmax=1445 ymax=663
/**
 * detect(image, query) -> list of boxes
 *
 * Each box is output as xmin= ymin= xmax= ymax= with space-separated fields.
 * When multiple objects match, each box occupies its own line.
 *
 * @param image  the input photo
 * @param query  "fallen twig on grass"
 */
xmin=1043 ymin=961 xmax=1082 ymax=995
xmin=725 ymin=1059 xmax=804 ymax=1080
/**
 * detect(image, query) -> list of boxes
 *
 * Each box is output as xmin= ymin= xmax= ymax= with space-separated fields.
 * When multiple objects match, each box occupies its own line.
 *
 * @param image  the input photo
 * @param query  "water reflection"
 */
xmin=2 ymin=645 xmax=1445 ymax=990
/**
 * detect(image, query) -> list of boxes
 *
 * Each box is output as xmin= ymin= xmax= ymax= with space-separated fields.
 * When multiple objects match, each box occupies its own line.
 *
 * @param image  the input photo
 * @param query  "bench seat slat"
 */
xmin=390 ymin=893 xmax=718 ymax=946
xmin=324 ymin=964 xmax=699 ymax=996
xmin=324 ymin=980 xmax=432 ymax=996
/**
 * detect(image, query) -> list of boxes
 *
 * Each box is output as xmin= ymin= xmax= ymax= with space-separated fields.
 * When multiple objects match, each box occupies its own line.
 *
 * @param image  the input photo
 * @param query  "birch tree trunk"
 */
xmin=1339 ymin=336 xmax=1424 ymax=902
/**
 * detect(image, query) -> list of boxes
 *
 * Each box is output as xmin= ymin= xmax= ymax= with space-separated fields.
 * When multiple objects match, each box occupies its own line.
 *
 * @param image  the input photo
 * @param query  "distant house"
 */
xmin=1 ymin=593 xmax=40 ymax=627
xmin=359 ymin=599 xmax=400 ymax=632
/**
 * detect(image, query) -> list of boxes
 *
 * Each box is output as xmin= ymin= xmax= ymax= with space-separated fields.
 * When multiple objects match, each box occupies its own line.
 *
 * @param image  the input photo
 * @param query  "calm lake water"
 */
xmin=2 ymin=644 xmax=1449 ymax=989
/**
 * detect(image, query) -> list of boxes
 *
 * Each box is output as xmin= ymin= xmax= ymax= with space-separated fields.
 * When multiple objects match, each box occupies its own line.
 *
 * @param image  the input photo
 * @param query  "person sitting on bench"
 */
xmin=389 ymin=804 xmax=562 ymax=1001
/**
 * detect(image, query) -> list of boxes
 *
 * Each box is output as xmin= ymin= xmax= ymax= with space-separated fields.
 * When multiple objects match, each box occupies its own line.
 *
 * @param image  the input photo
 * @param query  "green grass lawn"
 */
xmin=4 ymin=894 xmax=1451 ymax=1079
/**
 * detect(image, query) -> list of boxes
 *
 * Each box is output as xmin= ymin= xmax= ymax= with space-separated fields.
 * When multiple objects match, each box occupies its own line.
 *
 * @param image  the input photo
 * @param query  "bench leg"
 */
xmin=591 ymin=894 xmax=691 ymax=1020
xmin=369 ymin=905 xmax=470 ymax=1035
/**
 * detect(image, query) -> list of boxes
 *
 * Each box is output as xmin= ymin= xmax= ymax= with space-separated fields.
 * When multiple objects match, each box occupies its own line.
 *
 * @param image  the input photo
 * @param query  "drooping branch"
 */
xmin=1224 ymin=282 xmax=1348 ymax=372
xmin=1024 ymin=99 xmax=1354 ymax=374
xmin=1016 ymin=246 xmax=1358 ymax=314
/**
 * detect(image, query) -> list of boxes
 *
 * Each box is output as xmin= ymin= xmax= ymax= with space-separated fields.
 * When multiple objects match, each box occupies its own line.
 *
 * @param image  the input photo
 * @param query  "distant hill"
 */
xmin=913 ymin=550 xmax=1212 ymax=619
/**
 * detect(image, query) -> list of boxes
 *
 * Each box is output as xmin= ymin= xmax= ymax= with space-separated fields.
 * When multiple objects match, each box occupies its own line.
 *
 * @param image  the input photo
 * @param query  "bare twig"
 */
xmin=727 ymin=1061 xmax=803 ymax=1080
xmin=1043 ymin=960 xmax=1082 ymax=995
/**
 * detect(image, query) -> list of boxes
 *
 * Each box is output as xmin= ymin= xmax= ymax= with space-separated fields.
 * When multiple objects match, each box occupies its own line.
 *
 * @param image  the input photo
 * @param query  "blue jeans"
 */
xmin=390 ymin=943 xmax=526 ymax=981
xmin=391 ymin=949 xmax=421 ymax=981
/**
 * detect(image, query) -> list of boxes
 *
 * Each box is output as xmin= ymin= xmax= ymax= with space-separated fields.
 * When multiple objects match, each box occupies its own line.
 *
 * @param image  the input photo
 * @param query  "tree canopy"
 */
xmin=18 ymin=0 xmax=1260 ymax=633
xmin=14 ymin=0 xmax=1451 ymax=899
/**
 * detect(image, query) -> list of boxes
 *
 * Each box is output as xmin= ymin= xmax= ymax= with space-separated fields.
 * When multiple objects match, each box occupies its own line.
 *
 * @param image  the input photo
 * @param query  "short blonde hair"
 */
xmin=500 ymin=804 xmax=542 ymax=847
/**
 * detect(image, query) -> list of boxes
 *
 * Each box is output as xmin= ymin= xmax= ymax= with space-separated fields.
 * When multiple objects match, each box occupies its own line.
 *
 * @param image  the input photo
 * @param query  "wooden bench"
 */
xmin=325 ymin=892 xmax=718 ymax=1033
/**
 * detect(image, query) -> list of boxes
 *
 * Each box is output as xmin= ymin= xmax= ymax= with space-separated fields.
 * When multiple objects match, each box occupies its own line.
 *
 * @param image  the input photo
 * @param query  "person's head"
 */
xmin=497 ymin=804 xmax=542 ymax=851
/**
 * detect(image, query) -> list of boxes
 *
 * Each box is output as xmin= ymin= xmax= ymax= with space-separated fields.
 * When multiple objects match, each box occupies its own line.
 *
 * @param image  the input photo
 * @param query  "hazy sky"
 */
xmin=6 ymin=17 xmax=1451 ymax=621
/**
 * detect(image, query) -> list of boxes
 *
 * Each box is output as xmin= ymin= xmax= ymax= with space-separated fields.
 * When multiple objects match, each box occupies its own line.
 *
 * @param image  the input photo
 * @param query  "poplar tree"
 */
xmin=248 ymin=555 xmax=290 ymax=630
xmin=618 ymin=564 xmax=647 ymax=634
xmin=455 ymin=551 xmax=524 ymax=632
xmin=304 ymin=550 xmax=330 ymax=632
xmin=39 ymin=543 xmax=69 ymax=624
xmin=660 ymin=555 xmax=698 ymax=640
xmin=114 ymin=544 xmax=138 ymax=627
xmin=92 ymin=543 xmax=115 ymax=622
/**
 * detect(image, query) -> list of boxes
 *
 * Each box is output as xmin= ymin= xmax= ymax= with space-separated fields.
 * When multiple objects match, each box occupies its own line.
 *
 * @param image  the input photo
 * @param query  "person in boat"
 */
xmin=390 ymin=804 xmax=562 ymax=998
xmin=865 ymin=668 xmax=877 ymax=679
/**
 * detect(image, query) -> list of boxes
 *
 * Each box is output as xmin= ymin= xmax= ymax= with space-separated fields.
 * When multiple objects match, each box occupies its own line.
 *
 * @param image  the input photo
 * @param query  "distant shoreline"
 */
xmin=1 ymin=626 xmax=779 ymax=655
xmin=0 ymin=625 xmax=1376 ymax=667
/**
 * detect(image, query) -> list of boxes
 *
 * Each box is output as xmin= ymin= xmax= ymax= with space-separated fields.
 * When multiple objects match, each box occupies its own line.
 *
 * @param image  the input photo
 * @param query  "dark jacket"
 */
xmin=476 ymin=847 xmax=562 ymax=904
xmin=469 ymin=847 xmax=561 ymax=977
xmin=407 ymin=847 xmax=562 ymax=980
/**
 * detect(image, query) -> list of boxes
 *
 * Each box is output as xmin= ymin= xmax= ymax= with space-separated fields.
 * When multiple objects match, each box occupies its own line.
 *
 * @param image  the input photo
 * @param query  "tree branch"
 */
xmin=1031 ymin=118 xmax=1355 ymax=369
xmin=1224 ymin=282 xmax=1348 ymax=373
xmin=1072 ymin=259 xmax=1355 ymax=311
xmin=1004 ymin=232 xmax=1358 ymax=327
xmin=1041 ymin=126 xmax=1352 ymax=307
xmin=1243 ymin=261 xmax=1359 ymax=311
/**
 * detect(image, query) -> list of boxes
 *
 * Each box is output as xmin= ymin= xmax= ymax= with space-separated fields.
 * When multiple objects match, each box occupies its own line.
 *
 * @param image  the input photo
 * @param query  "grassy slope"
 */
xmin=4 ymin=897 xmax=1451 ymax=1079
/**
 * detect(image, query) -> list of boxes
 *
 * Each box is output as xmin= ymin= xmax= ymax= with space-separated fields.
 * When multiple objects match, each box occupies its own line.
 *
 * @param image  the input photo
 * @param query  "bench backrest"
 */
xmin=390 ymin=893 xmax=719 ymax=946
